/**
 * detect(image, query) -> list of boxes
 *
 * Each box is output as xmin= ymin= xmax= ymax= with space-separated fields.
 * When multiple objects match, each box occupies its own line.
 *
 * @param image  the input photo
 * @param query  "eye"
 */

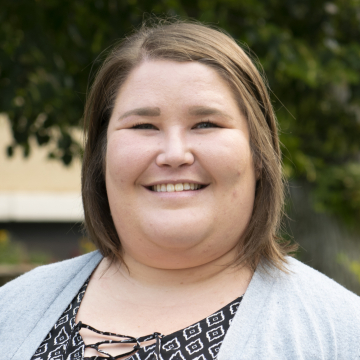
xmin=193 ymin=120 xmax=219 ymax=129
xmin=131 ymin=123 xmax=157 ymax=130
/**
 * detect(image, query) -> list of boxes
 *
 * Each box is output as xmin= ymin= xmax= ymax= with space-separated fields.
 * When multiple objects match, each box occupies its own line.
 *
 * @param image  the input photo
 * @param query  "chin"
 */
xmin=126 ymin=244 xmax=224 ymax=270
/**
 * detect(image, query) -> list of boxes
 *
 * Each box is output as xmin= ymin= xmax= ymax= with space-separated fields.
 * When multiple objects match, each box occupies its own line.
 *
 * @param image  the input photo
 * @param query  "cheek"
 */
xmin=106 ymin=133 xmax=153 ymax=185
xmin=199 ymin=132 xmax=254 ymax=186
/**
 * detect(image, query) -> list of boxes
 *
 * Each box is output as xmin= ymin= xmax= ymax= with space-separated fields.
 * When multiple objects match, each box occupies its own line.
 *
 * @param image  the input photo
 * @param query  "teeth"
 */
xmin=167 ymin=184 xmax=175 ymax=192
xmin=152 ymin=183 xmax=203 ymax=192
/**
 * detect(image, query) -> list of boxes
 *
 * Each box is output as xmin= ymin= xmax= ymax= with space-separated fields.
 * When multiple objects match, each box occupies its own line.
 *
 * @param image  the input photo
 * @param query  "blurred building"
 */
xmin=0 ymin=114 xmax=84 ymax=260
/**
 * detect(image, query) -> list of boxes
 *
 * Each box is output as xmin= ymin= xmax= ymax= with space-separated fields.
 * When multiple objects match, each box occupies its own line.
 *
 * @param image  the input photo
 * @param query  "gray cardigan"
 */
xmin=1 ymin=251 xmax=360 ymax=360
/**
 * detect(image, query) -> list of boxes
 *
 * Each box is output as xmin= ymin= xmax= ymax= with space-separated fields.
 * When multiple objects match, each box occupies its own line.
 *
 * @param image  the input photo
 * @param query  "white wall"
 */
xmin=0 ymin=114 xmax=83 ymax=221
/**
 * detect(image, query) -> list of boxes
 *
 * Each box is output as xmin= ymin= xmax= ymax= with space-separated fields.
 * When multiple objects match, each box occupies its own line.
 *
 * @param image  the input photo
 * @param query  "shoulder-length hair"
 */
xmin=82 ymin=19 xmax=297 ymax=272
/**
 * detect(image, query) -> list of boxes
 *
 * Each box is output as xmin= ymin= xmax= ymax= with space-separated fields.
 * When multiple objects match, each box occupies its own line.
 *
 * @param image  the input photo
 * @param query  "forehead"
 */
xmin=114 ymin=60 xmax=239 ymax=111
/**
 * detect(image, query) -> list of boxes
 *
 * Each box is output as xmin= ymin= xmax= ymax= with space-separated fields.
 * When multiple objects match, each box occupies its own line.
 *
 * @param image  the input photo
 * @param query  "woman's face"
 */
xmin=106 ymin=60 xmax=257 ymax=269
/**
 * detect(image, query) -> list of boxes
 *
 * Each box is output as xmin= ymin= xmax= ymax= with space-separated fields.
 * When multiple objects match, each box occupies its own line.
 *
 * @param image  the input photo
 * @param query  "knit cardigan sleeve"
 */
xmin=218 ymin=257 xmax=360 ymax=359
xmin=0 ymin=251 xmax=103 ymax=360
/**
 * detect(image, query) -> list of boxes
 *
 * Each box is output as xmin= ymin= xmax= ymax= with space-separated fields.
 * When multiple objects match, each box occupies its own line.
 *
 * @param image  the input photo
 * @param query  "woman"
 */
xmin=1 ymin=20 xmax=360 ymax=360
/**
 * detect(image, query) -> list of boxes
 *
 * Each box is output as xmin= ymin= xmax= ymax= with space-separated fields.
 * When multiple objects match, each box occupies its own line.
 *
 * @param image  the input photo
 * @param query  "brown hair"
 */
xmin=82 ymin=19 xmax=297 ymax=272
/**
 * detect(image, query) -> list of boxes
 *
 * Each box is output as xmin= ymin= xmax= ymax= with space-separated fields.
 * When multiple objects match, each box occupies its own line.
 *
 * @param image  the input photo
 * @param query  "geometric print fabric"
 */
xmin=31 ymin=279 xmax=242 ymax=360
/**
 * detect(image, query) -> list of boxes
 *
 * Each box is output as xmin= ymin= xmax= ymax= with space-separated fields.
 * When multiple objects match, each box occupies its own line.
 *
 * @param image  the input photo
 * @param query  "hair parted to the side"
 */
xmin=82 ymin=18 xmax=297 ymax=272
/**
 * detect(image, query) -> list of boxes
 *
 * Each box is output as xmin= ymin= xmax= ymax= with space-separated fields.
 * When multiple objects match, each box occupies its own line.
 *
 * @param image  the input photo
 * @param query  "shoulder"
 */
xmin=261 ymin=257 xmax=360 ymax=327
xmin=0 ymin=251 xmax=103 ymax=360
xmin=281 ymin=257 xmax=360 ymax=313
xmin=221 ymin=257 xmax=360 ymax=359
xmin=256 ymin=257 xmax=360 ymax=356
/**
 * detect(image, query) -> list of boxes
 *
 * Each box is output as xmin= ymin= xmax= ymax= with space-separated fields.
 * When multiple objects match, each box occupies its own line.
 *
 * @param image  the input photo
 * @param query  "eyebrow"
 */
xmin=188 ymin=106 xmax=232 ymax=119
xmin=118 ymin=105 xmax=232 ymax=121
xmin=118 ymin=107 xmax=161 ymax=120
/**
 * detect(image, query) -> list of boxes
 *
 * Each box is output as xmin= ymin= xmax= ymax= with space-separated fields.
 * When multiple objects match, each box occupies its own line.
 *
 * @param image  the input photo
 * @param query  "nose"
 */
xmin=156 ymin=128 xmax=195 ymax=168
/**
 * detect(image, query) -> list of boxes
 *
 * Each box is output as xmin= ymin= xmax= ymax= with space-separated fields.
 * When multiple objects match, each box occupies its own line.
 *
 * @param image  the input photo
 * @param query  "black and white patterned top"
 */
xmin=31 ymin=279 xmax=242 ymax=360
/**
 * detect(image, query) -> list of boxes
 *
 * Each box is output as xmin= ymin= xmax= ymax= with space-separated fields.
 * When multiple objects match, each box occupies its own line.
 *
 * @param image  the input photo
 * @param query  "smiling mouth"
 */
xmin=148 ymin=183 xmax=207 ymax=192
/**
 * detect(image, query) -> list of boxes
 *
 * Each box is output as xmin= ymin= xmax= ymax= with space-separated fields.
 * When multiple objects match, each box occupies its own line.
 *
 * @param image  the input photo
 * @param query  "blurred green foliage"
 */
xmin=0 ymin=229 xmax=51 ymax=265
xmin=1 ymin=0 xmax=360 ymax=227
xmin=337 ymin=253 xmax=360 ymax=283
xmin=79 ymin=236 xmax=97 ymax=254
